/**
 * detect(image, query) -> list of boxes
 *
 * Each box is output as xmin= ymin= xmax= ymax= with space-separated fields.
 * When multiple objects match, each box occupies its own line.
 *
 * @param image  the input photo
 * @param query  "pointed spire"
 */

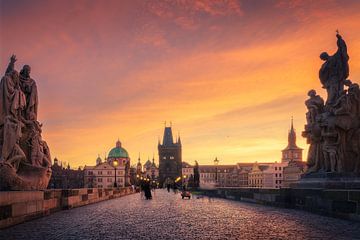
xmin=138 ymin=152 xmax=141 ymax=162
xmin=285 ymin=117 xmax=299 ymax=149
xmin=178 ymin=132 xmax=181 ymax=145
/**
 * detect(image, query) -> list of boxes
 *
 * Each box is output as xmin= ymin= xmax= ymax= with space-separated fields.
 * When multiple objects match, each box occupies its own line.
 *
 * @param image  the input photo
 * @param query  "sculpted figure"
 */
xmin=22 ymin=113 xmax=51 ymax=168
xmin=0 ymin=55 xmax=26 ymax=124
xmin=319 ymin=32 xmax=349 ymax=105
xmin=1 ymin=116 xmax=26 ymax=171
xmin=19 ymin=64 xmax=38 ymax=120
xmin=0 ymin=55 xmax=51 ymax=190
xmin=305 ymin=90 xmax=324 ymax=124
xmin=305 ymin=123 xmax=324 ymax=173
xmin=322 ymin=125 xmax=341 ymax=172
xmin=346 ymin=81 xmax=360 ymax=119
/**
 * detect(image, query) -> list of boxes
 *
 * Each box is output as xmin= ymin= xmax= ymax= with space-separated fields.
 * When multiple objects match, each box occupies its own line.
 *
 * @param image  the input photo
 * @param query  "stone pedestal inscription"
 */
xmin=0 ymin=55 xmax=51 ymax=190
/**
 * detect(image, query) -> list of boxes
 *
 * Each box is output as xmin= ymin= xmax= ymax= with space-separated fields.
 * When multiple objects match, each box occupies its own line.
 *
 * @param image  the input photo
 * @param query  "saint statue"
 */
xmin=0 ymin=55 xmax=51 ymax=190
xmin=319 ymin=31 xmax=349 ymax=105
xmin=19 ymin=64 xmax=38 ymax=120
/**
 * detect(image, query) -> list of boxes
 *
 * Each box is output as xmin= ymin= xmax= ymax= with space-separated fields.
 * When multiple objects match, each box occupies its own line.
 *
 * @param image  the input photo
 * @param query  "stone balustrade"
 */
xmin=0 ymin=187 xmax=137 ymax=229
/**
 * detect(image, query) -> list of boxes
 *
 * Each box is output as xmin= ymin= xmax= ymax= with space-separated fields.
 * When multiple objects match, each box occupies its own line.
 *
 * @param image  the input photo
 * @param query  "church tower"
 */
xmin=282 ymin=118 xmax=303 ymax=162
xmin=158 ymin=124 xmax=182 ymax=186
xmin=136 ymin=154 xmax=142 ymax=175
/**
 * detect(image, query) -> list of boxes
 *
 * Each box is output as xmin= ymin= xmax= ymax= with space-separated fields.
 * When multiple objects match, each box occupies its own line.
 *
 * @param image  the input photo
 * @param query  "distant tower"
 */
xmin=158 ymin=124 xmax=182 ymax=186
xmin=282 ymin=118 xmax=303 ymax=162
xmin=136 ymin=154 xmax=142 ymax=175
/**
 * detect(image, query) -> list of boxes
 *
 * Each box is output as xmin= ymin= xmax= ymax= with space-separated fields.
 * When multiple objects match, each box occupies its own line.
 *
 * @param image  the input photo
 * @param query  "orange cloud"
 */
xmin=1 ymin=0 xmax=360 ymax=168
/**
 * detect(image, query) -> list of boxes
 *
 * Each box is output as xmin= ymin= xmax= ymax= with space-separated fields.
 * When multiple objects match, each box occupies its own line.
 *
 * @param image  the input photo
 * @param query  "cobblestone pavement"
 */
xmin=1 ymin=190 xmax=360 ymax=240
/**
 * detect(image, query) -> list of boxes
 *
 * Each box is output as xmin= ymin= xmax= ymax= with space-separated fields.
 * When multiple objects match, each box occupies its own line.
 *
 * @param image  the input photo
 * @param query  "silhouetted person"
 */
xmin=166 ymin=183 xmax=171 ymax=192
xmin=173 ymin=183 xmax=178 ymax=194
xmin=143 ymin=181 xmax=152 ymax=200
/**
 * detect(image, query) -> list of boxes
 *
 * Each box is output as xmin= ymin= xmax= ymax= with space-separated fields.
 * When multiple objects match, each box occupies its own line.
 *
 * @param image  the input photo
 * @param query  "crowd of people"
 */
xmin=139 ymin=179 xmax=185 ymax=200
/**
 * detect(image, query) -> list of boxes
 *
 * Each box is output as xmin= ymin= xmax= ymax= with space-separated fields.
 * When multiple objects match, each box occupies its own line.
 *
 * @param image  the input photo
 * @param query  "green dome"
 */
xmin=108 ymin=140 xmax=129 ymax=159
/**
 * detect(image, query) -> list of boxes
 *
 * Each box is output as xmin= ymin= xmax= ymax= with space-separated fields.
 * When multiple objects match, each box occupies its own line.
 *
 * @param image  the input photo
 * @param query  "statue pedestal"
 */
xmin=292 ymin=172 xmax=360 ymax=189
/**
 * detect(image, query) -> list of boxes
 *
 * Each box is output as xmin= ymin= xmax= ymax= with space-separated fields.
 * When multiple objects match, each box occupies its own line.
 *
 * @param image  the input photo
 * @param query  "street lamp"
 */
xmin=113 ymin=160 xmax=118 ymax=188
xmin=214 ymin=157 xmax=219 ymax=185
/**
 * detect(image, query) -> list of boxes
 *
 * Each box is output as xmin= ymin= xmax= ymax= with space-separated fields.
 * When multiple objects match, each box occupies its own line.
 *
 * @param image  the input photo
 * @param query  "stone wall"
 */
xmin=200 ymin=187 xmax=360 ymax=222
xmin=0 ymin=187 xmax=136 ymax=229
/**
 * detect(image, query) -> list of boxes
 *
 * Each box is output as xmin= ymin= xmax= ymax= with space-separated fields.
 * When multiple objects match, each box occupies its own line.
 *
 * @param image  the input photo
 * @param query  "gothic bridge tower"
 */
xmin=158 ymin=124 xmax=182 ymax=186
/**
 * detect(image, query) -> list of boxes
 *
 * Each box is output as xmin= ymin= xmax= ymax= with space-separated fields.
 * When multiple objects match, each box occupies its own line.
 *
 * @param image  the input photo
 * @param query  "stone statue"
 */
xmin=19 ymin=64 xmax=38 ymax=120
xmin=0 ymin=55 xmax=51 ymax=191
xmin=305 ymin=89 xmax=324 ymax=125
xmin=303 ymin=32 xmax=360 ymax=176
xmin=322 ymin=124 xmax=341 ymax=172
xmin=319 ymin=31 xmax=349 ymax=106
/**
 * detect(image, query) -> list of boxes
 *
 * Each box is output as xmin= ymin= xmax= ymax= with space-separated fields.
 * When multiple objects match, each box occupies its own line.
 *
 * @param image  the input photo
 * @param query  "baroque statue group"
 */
xmin=303 ymin=32 xmax=360 ymax=174
xmin=0 ymin=55 xmax=52 ymax=190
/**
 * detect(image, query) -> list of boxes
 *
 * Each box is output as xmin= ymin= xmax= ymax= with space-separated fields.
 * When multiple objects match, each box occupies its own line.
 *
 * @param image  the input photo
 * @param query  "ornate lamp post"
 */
xmin=113 ymin=159 xmax=118 ymax=188
xmin=214 ymin=157 xmax=219 ymax=185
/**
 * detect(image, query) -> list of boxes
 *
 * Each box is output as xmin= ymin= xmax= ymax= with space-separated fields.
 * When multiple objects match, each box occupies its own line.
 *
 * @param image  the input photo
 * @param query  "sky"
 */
xmin=1 ymin=0 xmax=360 ymax=168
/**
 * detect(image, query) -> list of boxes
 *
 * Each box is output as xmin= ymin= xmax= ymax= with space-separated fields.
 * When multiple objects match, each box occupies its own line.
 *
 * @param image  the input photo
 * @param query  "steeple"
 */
xmin=177 ymin=132 xmax=181 ymax=145
xmin=287 ymin=117 xmax=297 ymax=149
xmin=137 ymin=153 xmax=142 ymax=166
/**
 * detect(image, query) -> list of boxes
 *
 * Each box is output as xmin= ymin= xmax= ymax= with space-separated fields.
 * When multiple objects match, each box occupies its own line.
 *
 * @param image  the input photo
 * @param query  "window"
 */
xmin=98 ymin=178 xmax=102 ymax=182
xmin=170 ymin=156 xmax=174 ymax=160
xmin=275 ymin=167 xmax=277 ymax=170
xmin=98 ymin=171 xmax=102 ymax=175
xmin=275 ymin=173 xmax=278 ymax=177
xmin=163 ymin=156 xmax=166 ymax=160
xmin=279 ymin=167 xmax=281 ymax=170
xmin=279 ymin=173 xmax=282 ymax=177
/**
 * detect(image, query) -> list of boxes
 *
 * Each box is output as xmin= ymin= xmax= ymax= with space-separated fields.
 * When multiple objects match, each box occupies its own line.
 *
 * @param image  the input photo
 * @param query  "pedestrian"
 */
xmin=144 ymin=181 xmax=152 ymax=200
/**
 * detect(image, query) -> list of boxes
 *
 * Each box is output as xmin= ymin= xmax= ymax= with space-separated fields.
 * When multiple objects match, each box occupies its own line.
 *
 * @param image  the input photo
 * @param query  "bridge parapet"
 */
xmin=0 ymin=187 xmax=137 ymax=229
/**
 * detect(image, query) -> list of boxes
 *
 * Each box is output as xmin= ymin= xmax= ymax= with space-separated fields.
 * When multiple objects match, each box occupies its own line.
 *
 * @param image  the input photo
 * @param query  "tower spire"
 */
xmin=287 ymin=117 xmax=297 ymax=148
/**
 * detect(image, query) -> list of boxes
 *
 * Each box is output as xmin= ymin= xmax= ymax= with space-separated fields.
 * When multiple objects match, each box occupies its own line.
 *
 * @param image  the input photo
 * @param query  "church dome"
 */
xmin=108 ymin=139 xmax=129 ymax=159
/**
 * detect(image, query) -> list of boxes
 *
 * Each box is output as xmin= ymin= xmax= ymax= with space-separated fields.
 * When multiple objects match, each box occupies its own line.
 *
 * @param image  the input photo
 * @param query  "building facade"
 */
xmin=198 ymin=165 xmax=237 ymax=188
xmin=158 ymin=125 xmax=182 ymax=186
xmin=283 ymin=161 xmax=307 ymax=188
xmin=84 ymin=139 xmax=130 ymax=188
xmin=143 ymin=157 xmax=159 ymax=180
xmin=48 ymin=158 xmax=84 ymax=189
